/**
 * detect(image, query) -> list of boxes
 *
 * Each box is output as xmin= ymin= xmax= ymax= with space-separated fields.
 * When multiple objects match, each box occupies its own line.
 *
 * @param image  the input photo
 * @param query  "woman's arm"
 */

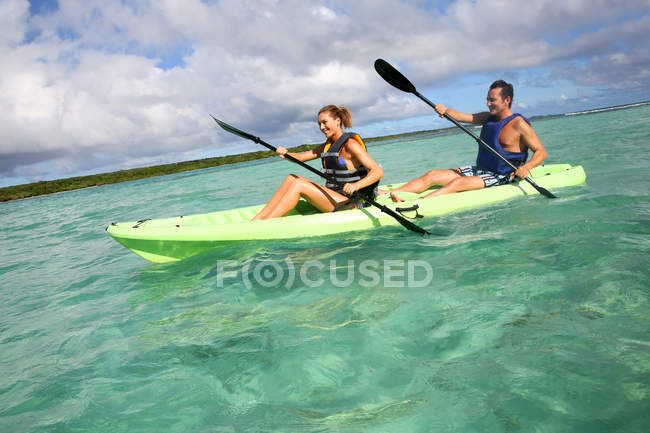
xmin=342 ymin=139 xmax=384 ymax=195
xmin=277 ymin=143 xmax=324 ymax=162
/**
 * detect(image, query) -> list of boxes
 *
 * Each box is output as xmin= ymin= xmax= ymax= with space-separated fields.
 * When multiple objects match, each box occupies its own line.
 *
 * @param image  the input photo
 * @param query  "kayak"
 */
xmin=106 ymin=163 xmax=586 ymax=263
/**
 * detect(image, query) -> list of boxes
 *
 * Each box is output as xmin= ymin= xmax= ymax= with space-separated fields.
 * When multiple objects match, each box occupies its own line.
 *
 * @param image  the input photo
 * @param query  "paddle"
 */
xmin=374 ymin=59 xmax=557 ymax=199
xmin=211 ymin=115 xmax=431 ymax=235
xmin=211 ymin=115 xmax=431 ymax=234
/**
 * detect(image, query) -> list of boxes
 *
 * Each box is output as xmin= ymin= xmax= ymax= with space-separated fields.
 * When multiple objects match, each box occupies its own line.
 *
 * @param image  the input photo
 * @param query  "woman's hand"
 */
xmin=342 ymin=182 xmax=359 ymax=195
xmin=276 ymin=146 xmax=288 ymax=159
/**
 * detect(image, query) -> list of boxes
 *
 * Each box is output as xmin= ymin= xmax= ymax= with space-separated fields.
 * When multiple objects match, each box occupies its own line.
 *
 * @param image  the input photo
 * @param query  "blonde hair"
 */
xmin=318 ymin=105 xmax=352 ymax=128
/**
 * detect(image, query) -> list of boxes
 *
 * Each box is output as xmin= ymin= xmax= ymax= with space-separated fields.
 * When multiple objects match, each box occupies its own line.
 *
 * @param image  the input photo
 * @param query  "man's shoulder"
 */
xmin=507 ymin=115 xmax=533 ymax=131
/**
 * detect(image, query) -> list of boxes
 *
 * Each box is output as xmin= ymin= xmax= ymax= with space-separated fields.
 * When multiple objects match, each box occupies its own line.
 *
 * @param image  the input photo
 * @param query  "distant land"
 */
xmin=563 ymin=101 xmax=650 ymax=116
xmin=1 ymin=101 xmax=648 ymax=202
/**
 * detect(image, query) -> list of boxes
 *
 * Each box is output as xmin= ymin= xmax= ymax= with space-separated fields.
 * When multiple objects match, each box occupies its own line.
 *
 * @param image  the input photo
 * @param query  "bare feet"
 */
xmin=376 ymin=188 xmax=390 ymax=195
xmin=389 ymin=192 xmax=404 ymax=203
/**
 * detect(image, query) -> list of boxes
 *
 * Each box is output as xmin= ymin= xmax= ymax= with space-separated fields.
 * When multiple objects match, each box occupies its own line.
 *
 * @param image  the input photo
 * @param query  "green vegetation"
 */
xmin=1 ymin=127 xmax=463 ymax=202
xmin=0 ymin=124 xmax=465 ymax=202
xmin=3 ymin=101 xmax=647 ymax=202
xmin=0 ymin=143 xmax=314 ymax=202
xmin=0 ymin=118 xmax=567 ymax=203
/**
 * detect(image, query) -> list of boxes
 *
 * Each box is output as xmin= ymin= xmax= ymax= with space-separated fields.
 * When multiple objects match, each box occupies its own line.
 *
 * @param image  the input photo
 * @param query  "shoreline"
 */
xmin=0 ymin=126 xmax=459 ymax=203
xmin=2 ymin=101 xmax=647 ymax=203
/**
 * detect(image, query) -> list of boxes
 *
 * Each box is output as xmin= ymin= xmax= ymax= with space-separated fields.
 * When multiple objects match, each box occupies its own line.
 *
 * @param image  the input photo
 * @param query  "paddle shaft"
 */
xmin=212 ymin=116 xmax=431 ymax=235
xmin=257 ymin=137 xmax=431 ymax=234
xmin=251 ymin=135 xmax=339 ymax=183
xmin=373 ymin=59 xmax=556 ymax=198
xmin=414 ymin=91 xmax=519 ymax=172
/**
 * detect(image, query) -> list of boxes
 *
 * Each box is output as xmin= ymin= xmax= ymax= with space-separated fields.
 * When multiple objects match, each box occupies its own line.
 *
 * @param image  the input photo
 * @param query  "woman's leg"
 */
xmin=253 ymin=175 xmax=348 ymax=220
xmin=253 ymin=174 xmax=301 ymax=220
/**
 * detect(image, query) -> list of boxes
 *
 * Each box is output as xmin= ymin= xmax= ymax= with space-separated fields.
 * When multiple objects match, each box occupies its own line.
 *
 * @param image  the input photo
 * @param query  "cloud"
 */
xmin=0 ymin=0 xmax=29 ymax=46
xmin=1 ymin=0 xmax=649 ymax=186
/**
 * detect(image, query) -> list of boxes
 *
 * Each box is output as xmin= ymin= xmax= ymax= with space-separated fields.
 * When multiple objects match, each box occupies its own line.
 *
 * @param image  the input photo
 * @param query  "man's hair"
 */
xmin=490 ymin=80 xmax=514 ymax=108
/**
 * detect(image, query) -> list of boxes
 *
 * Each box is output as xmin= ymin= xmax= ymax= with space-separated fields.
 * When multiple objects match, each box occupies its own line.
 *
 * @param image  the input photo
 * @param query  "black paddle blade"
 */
xmin=374 ymin=59 xmax=417 ymax=93
xmin=390 ymin=211 xmax=432 ymax=235
xmin=524 ymin=178 xmax=557 ymax=198
xmin=361 ymin=195 xmax=431 ymax=235
xmin=539 ymin=188 xmax=557 ymax=199
xmin=210 ymin=115 xmax=258 ymax=143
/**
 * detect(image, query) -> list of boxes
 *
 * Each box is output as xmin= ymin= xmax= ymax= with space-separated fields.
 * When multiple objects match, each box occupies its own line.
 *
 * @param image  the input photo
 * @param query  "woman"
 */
xmin=252 ymin=105 xmax=383 ymax=220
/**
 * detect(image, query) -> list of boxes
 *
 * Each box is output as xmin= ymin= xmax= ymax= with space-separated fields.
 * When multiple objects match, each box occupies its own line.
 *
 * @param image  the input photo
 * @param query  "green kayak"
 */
xmin=106 ymin=164 xmax=586 ymax=263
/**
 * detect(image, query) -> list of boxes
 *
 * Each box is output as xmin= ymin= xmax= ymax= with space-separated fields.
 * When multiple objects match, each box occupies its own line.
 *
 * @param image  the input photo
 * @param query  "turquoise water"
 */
xmin=1 ymin=106 xmax=649 ymax=432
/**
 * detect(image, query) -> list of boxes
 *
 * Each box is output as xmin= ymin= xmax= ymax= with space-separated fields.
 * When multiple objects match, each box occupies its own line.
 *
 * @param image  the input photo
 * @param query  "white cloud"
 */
xmin=1 ymin=0 xmax=649 ymax=186
xmin=0 ymin=0 xmax=29 ymax=46
xmin=312 ymin=6 xmax=337 ymax=21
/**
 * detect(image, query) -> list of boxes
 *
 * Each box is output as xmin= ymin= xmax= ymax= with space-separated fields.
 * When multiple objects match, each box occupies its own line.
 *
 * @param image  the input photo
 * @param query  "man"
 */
xmin=383 ymin=80 xmax=547 ymax=201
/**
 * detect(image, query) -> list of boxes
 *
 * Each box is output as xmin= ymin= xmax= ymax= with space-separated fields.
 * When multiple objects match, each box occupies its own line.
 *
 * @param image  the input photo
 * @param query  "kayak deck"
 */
xmin=107 ymin=164 xmax=586 ymax=263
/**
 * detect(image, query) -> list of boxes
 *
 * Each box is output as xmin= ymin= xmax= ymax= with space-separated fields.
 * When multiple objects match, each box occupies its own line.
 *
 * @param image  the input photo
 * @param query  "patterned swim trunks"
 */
xmin=454 ymin=165 xmax=513 ymax=188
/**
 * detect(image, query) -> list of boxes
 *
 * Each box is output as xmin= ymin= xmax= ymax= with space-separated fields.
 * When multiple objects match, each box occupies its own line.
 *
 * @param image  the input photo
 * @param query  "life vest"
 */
xmin=477 ymin=113 xmax=529 ymax=175
xmin=321 ymin=132 xmax=377 ymax=196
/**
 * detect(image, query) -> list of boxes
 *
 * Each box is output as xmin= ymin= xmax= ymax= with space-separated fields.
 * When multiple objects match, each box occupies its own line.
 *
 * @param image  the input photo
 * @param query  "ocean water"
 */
xmin=1 ymin=105 xmax=648 ymax=432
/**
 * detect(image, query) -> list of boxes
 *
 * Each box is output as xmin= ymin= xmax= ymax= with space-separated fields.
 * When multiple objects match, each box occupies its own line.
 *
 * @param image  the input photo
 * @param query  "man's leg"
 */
xmin=423 ymin=175 xmax=485 ymax=197
xmin=379 ymin=169 xmax=460 ymax=195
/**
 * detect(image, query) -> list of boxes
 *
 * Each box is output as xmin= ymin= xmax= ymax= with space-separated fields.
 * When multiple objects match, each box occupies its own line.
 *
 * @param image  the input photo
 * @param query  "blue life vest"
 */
xmin=477 ymin=113 xmax=529 ymax=175
xmin=321 ymin=132 xmax=377 ymax=196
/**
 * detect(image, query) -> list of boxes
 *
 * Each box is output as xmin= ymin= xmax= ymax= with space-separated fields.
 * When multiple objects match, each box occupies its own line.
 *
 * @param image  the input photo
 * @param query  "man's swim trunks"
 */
xmin=454 ymin=165 xmax=513 ymax=187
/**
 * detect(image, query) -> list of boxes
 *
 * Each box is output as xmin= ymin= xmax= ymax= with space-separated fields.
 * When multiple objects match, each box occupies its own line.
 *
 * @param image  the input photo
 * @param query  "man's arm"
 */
xmin=514 ymin=119 xmax=547 ymax=179
xmin=434 ymin=104 xmax=490 ymax=125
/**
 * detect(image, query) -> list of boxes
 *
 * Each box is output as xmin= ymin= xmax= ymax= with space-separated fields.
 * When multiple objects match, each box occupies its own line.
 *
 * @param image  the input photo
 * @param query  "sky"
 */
xmin=1 ymin=0 xmax=649 ymax=187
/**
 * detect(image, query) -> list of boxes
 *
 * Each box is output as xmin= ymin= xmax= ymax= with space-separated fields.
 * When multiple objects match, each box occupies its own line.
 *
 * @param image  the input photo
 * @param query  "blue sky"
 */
xmin=1 ymin=0 xmax=649 ymax=187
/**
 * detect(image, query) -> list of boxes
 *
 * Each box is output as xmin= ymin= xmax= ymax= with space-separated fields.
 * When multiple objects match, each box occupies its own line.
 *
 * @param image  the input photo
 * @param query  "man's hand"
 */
xmin=434 ymin=104 xmax=447 ymax=118
xmin=512 ymin=165 xmax=530 ymax=179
